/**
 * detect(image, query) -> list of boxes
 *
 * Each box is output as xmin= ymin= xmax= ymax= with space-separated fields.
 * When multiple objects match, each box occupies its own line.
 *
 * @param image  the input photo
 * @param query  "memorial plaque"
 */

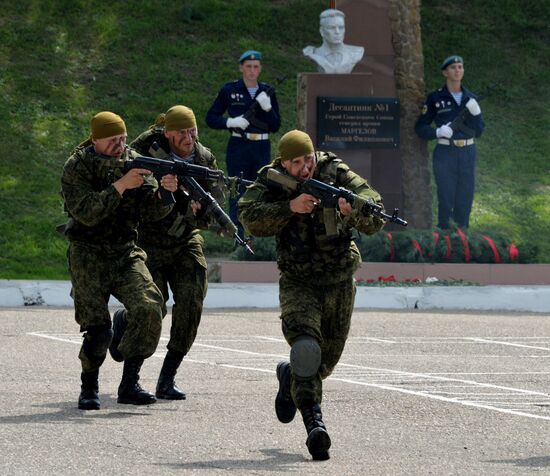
xmin=316 ymin=96 xmax=399 ymax=149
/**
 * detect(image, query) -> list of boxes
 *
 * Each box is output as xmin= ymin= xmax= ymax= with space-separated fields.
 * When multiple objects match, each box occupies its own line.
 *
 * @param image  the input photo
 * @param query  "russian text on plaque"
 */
xmin=317 ymin=97 xmax=400 ymax=149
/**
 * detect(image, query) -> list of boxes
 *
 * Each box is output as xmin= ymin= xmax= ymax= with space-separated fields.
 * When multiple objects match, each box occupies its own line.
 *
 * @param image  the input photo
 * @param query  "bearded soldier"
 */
xmin=61 ymin=111 xmax=178 ymax=410
xmin=238 ymin=130 xmax=386 ymax=460
xmin=112 ymin=105 xmax=223 ymax=400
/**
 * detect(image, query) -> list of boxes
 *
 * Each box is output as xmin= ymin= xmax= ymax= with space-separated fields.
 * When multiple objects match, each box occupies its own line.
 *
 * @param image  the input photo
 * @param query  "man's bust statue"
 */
xmin=303 ymin=9 xmax=364 ymax=74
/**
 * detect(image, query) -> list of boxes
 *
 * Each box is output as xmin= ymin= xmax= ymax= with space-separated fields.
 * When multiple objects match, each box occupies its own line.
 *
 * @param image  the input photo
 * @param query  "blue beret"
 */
xmin=441 ymin=55 xmax=464 ymax=70
xmin=239 ymin=50 xmax=262 ymax=63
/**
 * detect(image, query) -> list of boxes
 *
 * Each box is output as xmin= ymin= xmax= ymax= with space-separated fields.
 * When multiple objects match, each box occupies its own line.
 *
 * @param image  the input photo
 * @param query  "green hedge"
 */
xmin=232 ymin=228 xmax=538 ymax=264
xmin=356 ymin=228 xmax=538 ymax=264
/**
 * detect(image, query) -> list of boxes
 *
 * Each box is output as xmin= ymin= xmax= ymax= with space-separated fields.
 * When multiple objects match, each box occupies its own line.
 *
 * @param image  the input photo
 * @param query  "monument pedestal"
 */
xmin=297 ymin=73 xmax=403 ymax=215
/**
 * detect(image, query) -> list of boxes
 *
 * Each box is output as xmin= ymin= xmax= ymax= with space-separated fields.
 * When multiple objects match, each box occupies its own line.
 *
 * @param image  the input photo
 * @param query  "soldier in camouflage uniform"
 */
xmin=238 ymin=130 xmax=385 ymax=460
xmin=61 ymin=111 xmax=178 ymax=410
xmin=122 ymin=105 xmax=225 ymax=400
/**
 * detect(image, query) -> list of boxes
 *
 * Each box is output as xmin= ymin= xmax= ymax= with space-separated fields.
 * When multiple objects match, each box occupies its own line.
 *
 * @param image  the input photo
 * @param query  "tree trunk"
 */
xmin=389 ymin=0 xmax=433 ymax=229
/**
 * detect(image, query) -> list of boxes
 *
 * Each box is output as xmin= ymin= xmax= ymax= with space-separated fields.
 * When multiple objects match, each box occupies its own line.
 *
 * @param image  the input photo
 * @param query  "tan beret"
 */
xmin=278 ymin=130 xmax=314 ymax=162
xmin=91 ymin=111 xmax=126 ymax=140
xmin=164 ymin=105 xmax=197 ymax=131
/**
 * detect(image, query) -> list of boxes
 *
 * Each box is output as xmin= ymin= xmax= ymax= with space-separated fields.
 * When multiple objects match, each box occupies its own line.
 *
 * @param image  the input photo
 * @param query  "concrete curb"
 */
xmin=1 ymin=280 xmax=549 ymax=313
xmin=218 ymin=261 xmax=550 ymax=285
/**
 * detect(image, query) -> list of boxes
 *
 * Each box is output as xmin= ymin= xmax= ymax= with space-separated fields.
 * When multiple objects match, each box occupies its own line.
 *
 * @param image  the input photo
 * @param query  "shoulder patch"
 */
xmin=421 ymin=105 xmax=428 ymax=114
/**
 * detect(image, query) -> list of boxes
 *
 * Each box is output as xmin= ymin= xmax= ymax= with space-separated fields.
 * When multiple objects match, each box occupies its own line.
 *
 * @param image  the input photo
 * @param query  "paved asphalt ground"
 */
xmin=2 ymin=307 xmax=550 ymax=475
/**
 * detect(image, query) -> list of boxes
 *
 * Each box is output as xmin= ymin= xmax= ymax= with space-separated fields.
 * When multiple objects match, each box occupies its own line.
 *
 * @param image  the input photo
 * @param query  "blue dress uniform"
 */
xmin=206 ymin=51 xmax=281 ymax=236
xmin=415 ymin=83 xmax=485 ymax=229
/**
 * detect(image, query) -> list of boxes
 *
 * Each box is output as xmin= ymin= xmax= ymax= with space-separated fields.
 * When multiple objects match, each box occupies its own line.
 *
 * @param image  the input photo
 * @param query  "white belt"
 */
xmin=232 ymin=132 xmax=269 ymax=141
xmin=437 ymin=138 xmax=475 ymax=147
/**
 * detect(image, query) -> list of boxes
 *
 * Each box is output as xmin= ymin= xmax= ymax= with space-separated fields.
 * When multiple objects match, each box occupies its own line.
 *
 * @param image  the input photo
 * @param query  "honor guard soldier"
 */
xmin=415 ymin=55 xmax=485 ymax=229
xmin=206 ymin=49 xmax=281 ymax=237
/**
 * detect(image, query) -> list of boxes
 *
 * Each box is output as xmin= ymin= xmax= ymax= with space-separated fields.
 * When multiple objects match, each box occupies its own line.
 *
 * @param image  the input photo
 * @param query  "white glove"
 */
xmin=226 ymin=116 xmax=250 ymax=130
xmin=465 ymin=98 xmax=481 ymax=116
xmin=255 ymin=91 xmax=272 ymax=111
xmin=436 ymin=122 xmax=453 ymax=138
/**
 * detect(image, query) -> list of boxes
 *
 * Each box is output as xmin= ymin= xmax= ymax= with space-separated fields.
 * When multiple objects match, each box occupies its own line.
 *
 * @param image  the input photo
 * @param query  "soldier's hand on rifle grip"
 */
xmin=190 ymin=200 xmax=202 ymax=216
xmin=289 ymin=193 xmax=320 ymax=214
xmin=160 ymin=174 xmax=178 ymax=193
xmin=114 ymin=168 xmax=151 ymax=195
xmin=255 ymin=91 xmax=272 ymax=112
xmin=338 ymin=197 xmax=353 ymax=216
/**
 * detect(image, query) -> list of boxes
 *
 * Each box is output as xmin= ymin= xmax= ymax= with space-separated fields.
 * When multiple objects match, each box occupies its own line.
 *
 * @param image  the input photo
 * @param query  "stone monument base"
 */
xmin=297 ymin=72 xmax=403 ymax=215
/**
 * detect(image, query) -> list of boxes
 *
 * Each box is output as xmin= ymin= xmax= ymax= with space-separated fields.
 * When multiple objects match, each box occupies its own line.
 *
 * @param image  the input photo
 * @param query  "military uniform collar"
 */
xmin=236 ymin=78 xmax=266 ymax=90
xmin=440 ymin=84 xmax=475 ymax=99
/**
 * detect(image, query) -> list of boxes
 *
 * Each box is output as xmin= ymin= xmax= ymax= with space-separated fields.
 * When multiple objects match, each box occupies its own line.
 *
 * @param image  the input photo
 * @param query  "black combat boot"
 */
xmin=300 ymin=403 xmax=331 ymax=460
xmin=109 ymin=309 xmax=127 ymax=363
xmin=117 ymin=357 xmax=156 ymax=405
xmin=275 ymin=361 xmax=297 ymax=423
xmin=156 ymin=350 xmax=186 ymax=400
xmin=78 ymin=370 xmax=100 ymax=410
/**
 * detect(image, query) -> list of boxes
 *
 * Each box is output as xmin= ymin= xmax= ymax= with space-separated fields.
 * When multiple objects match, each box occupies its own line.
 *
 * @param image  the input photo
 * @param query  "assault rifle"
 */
xmin=449 ymin=83 xmax=498 ymax=136
xmin=265 ymin=168 xmax=407 ymax=236
xmin=238 ymin=75 xmax=286 ymax=132
xmin=147 ymin=143 xmax=254 ymax=198
xmin=124 ymin=155 xmax=254 ymax=254
xmin=126 ymin=154 xmax=254 ymax=202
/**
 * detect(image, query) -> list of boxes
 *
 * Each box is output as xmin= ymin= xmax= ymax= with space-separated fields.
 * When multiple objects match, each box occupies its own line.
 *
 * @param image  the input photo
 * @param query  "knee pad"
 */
xmin=83 ymin=325 xmax=114 ymax=359
xmin=290 ymin=336 xmax=321 ymax=379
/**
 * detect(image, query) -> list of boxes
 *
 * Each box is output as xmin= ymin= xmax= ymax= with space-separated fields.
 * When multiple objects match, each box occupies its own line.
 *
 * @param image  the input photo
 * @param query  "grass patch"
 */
xmin=0 ymin=0 xmax=549 ymax=279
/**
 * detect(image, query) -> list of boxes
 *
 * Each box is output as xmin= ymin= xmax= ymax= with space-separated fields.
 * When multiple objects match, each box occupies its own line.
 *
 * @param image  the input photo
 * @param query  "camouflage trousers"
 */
xmin=146 ymin=248 xmax=208 ymax=356
xmin=68 ymin=241 xmax=163 ymax=372
xmin=279 ymin=273 xmax=356 ymax=408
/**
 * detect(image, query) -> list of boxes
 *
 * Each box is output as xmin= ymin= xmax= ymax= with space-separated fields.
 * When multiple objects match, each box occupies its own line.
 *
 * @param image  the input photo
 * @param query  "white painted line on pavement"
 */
xmin=337 ymin=362 xmax=549 ymax=396
xmin=435 ymin=392 xmax=531 ymax=396
xmin=335 ymin=377 xmax=550 ymax=421
xmin=468 ymin=337 xmax=550 ymax=351
xmin=28 ymin=331 xmax=550 ymax=421
xmin=351 ymin=337 xmax=398 ymax=343
xmin=429 ymin=371 xmax=550 ymax=376
xmin=217 ymin=364 xmax=275 ymax=374
xmin=254 ymin=336 xmax=286 ymax=342
xmin=27 ymin=331 xmax=80 ymax=344
xmin=192 ymin=342 xmax=286 ymax=359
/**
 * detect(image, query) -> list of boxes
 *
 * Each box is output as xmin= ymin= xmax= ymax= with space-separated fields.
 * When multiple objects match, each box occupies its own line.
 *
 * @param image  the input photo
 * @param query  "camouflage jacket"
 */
xmin=61 ymin=145 xmax=172 ymax=252
xmin=238 ymin=151 xmax=385 ymax=281
xmin=130 ymin=128 xmax=224 ymax=262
